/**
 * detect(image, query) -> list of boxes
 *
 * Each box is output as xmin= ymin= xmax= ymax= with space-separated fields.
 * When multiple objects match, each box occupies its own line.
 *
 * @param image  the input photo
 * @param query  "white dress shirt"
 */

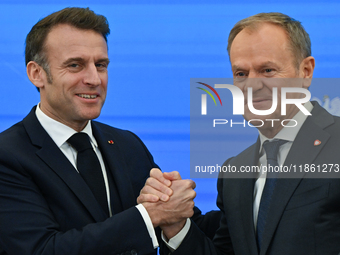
xmin=35 ymin=104 xmax=159 ymax=248
xmin=253 ymin=101 xmax=313 ymax=229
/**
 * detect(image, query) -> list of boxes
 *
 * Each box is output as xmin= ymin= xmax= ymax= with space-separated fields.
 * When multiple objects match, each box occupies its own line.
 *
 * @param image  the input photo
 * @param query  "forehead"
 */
xmin=44 ymin=24 xmax=108 ymax=60
xmin=230 ymin=23 xmax=293 ymax=66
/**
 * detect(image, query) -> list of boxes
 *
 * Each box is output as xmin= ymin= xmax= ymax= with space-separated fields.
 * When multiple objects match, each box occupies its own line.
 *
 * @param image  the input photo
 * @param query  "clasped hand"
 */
xmin=137 ymin=168 xmax=196 ymax=239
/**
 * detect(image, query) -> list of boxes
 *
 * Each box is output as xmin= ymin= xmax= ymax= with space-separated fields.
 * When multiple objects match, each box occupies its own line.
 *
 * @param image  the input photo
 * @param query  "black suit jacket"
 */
xmin=0 ymin=106 xmax=160 ymax=255
xmin=167 ymin=102 xmax=340 ymax=255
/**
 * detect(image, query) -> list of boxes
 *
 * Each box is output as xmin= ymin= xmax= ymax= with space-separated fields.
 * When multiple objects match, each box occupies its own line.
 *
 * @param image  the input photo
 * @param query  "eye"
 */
xmin=235 ymin=71 xmax=247 ymax=77
xmin=67 ymin=63 xmax=83 ymax=72
xmin=261 ymin=68 xmax=277 ymax=77
xmin=96 ymin=62 xmax=108 ymax=71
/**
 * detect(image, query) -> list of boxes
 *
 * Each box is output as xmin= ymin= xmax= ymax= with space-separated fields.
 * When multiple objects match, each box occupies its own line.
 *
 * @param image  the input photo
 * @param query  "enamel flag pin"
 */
xmin=314 ymin=140 xmax=321 ymax=146
xmin=108 ymin=140 xmax=114 ymax=144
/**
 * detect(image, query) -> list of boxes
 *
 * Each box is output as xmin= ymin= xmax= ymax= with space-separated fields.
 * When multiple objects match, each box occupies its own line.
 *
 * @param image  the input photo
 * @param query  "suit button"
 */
xmin=131 ymin=250 xmax=137 ymax=255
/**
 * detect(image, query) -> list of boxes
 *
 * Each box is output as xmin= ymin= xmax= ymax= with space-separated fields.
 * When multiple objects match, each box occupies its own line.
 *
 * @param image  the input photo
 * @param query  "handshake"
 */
xmin=137 ymin=168 xmax=196 ymax=240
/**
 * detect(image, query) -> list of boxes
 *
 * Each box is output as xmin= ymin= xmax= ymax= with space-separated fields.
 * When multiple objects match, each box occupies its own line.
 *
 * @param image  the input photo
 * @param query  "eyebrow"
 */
xmin=97 ymin=58 xmax=110 ymax=65
xmin=257 ymin=61 xmax=278 ymax=68
xmin=232 ymin=61 xmax=278 ymax=71
xmin=232 ymin=64 xmax=244 ymax=71
xmin=62 ymin=58 xmax=84 ymax=67
xmin=62 ymin=57 xmax=110 ymax=66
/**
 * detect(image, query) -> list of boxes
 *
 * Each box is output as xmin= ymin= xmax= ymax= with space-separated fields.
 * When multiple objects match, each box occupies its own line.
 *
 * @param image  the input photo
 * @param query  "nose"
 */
xmin=83 ymin=64 xmax=101 ymax=86
xmin=244 ymin=73 xmax=264 ymax=93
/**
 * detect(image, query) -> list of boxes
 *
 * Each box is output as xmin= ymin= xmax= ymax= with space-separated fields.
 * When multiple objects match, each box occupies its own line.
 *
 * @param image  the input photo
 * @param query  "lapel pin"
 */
xmin=108 ymin=140 xmax=114 ymax=144
xmin=314 ymin=140 xmax=321 ymax=146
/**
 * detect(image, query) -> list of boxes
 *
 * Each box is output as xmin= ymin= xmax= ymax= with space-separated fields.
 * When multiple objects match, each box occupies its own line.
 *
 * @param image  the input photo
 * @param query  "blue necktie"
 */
xmin=256 ymin=139 xmax=287 ymax=250
xmin=67 ymin=132 xmax=109 ymax=215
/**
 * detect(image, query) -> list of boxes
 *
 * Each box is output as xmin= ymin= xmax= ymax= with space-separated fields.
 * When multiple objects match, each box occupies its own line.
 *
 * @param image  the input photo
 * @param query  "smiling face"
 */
xmin=28 ymin=24 xmax=109 ymax=131
xmin=229 ymin=22 xmax=314 ymax=138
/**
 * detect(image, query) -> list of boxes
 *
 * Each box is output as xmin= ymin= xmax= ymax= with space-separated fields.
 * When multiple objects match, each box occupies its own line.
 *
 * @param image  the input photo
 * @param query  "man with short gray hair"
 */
xmin=142 ymin=12 xmax=340 ymax=255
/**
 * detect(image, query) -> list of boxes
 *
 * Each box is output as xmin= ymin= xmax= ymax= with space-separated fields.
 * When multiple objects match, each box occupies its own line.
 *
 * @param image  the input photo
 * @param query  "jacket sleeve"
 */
xmin=159 ymin=175 xmax=234 ymax=255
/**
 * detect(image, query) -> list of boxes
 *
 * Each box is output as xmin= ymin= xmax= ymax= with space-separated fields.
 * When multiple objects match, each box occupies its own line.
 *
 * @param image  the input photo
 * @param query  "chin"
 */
xmin=81 ymin=110 xmax=102 ymax=121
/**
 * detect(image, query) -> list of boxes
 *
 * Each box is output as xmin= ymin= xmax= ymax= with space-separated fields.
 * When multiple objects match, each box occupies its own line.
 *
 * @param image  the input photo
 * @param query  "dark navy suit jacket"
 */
xmin=0 ymin=106 xmax=160 ymax=255
xmin=164 ymin=102 xmax=340 ymax=255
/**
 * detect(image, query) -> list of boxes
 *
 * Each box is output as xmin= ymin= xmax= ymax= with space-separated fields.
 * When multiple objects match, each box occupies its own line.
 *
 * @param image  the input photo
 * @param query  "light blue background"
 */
xmin=1 ymin=0 xmax=340 ymax=213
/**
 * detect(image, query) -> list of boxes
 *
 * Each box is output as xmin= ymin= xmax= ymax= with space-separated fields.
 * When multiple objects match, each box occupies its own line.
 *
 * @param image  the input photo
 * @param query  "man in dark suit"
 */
xmin=140 ymin=12 xmax=340 ymax=254
xmin=0 ymin=7 xmax=203 ymax=255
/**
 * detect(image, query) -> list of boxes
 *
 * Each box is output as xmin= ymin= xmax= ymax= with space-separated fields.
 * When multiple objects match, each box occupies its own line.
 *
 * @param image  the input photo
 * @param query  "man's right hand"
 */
xmin=138 ymin=168 xmax=196 ymax=239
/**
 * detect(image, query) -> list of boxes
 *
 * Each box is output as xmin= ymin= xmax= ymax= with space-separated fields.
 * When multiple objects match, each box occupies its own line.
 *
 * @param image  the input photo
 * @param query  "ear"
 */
xmin=26 ymin=61 xmax=48 ymax=89
xmin=299 ymin=56 xmax=315 ymax=89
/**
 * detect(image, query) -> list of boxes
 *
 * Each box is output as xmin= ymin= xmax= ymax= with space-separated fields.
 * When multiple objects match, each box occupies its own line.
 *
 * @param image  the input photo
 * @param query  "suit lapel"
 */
xmin=260 ymin=103 xmax=333 ymax=255
xmin=92 ymin=123 xmax=137 ymax=211
xmin=37 ymin=139 xmax=108 ymax=221
xmin=23 ymin=107 xmax=108 ymax=222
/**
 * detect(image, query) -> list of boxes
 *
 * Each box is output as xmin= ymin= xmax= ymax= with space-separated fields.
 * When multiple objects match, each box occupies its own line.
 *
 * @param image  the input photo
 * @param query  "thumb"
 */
xmin=163 ymin=171 xmax=182 ymax=181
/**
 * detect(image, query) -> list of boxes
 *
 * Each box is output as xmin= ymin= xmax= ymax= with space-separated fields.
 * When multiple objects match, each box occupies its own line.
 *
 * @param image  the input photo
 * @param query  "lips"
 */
xmin=252 ymin=98 xmax=270 ymax=103
xmin=244 ymin=97 xmax=270 ymax=104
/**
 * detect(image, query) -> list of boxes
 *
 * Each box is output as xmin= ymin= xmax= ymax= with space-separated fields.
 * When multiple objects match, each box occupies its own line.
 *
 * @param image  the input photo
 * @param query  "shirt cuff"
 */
xmin=135 ymin=204 xmax=159 ymax=249
xmin=161 ymin=218 xmax=191 ymax=251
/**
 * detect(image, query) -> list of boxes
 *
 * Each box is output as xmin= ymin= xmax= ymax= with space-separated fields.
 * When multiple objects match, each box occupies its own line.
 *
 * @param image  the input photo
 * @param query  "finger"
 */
xmin=150 ymin=168 xmax=171 ymax=187
xmin=137 ymin=193 xmax=160 ymax=204
xmin=189 ymin=179 xmax=196 ymax=189
xmin=141 ymin=183 xmax=171 ymax=202
xmin=170 ymin=179 xmax=196 ymax=191
xmin=163 ymin=171 xmax=182 ymax=181
xmin=141 ymin=177 xmax=173 ymax=197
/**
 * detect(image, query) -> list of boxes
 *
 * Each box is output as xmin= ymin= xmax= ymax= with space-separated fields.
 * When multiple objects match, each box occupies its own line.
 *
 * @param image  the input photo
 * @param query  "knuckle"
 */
xmin=140 ymin=187 xmax=148 ymax=194
xmin=191 ymin=180 xmax=196 ymax=189
xmin=145 ymin=186 xmax=161 ymax=197
xmin=143 ymin=185 xmax=152 ymax=194
xmin=183 ymin=180 xmax=192 ymax=188
xmin=137 ymin=194 xmax=144 ymax=203
xmin=191 ymin=190 xmax=196 ymax=199
xmin=145 ymin=177 xmax=153 ymax=185
xmin=150 ymin=168 xmax=158 ymax=174
xmin=151 ymin=168 xmax=162 ymax=178
xmin=147 ymin=178 xmax=159 ymax=189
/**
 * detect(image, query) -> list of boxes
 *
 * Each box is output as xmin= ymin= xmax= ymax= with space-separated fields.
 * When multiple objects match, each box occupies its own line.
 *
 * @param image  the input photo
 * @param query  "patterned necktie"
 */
xmin=256 ymin=139 xmax=287 ymax=250
xmin=67 ymin=132 xmax=109 ymax=215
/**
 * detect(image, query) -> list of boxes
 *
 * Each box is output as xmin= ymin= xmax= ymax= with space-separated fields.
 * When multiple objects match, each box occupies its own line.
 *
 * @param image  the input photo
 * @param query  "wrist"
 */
xmin=161 ymin=219 xmax=186 ymax=240
xmin=142 ymin=202 xmax=162 ymax=227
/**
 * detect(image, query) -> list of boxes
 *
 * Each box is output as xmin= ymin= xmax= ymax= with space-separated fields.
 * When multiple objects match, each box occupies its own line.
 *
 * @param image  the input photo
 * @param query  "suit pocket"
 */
xmin=285 ymin=183 xmax=330 ymax=211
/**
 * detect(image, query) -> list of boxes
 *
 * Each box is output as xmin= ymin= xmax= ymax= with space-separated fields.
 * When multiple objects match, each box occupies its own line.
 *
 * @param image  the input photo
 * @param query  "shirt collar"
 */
xmin=35 ymin=104 xmax=98 ymax=148
xmin=259 ymin=101 xmax=313 ymax=152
